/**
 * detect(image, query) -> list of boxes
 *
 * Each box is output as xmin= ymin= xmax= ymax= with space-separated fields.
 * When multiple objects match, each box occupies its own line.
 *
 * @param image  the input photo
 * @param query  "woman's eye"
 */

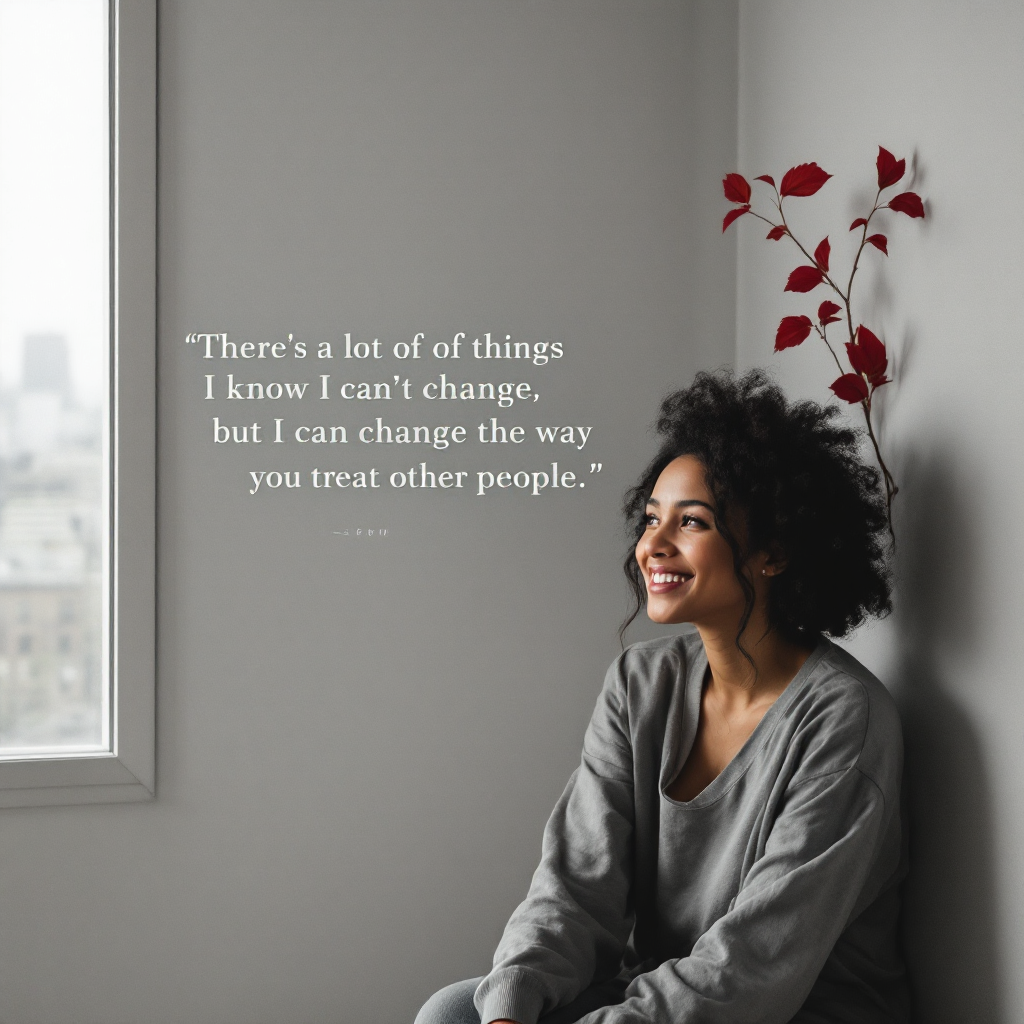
xmin=681 ymin=514 xmax=706 ymax=528
xmin=644 ymin=513 xmax=659 ymax=527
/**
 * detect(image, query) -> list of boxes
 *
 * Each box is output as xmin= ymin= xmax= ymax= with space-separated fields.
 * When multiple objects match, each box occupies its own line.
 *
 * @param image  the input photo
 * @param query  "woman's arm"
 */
xmin=571 ymin=761 xmax=901 ymax=1024
xmin=473 ymin=658 xmax=637 ymax=1024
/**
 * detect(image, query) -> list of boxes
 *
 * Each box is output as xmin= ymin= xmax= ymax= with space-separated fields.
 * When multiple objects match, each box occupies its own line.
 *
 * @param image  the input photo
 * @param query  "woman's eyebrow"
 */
xmin=645 ymin=498 xmax=715 ymax=511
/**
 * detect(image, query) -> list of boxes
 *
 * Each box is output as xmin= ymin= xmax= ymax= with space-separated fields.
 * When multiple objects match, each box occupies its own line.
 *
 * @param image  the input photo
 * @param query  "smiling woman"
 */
xmin=415 ymin=369 xmax=908 ymax=1024
xmin=621 ymin=369 xmax=891 ymax=651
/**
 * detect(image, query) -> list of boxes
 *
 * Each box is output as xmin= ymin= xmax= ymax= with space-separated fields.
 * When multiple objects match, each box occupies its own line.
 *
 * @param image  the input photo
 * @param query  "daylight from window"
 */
xmin=0 ymin=0 xmax=109 ymax=753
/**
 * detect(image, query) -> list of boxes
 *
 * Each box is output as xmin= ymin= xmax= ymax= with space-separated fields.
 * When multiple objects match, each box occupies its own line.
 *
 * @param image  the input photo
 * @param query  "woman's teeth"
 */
xmin=651 ymin=572 xmax=685 ymax=583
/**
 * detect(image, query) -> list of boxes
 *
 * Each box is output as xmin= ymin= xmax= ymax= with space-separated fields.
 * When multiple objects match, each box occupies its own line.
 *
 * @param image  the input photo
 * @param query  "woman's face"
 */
xmin=635 ymin=455 xmax=757 ymax=629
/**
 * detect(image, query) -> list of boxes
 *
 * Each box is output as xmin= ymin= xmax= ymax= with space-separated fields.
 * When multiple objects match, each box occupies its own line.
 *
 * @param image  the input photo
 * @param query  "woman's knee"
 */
xmin=413 ymin=977 xmax=483 ymax=1024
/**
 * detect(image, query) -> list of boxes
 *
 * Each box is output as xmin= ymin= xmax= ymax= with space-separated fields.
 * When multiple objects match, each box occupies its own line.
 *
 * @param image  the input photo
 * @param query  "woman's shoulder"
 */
xmin=801 ymin=640 xmax=902 ymax=736
xmin=614 ymin=628 xmax=704 ymax=680
xmin=582 ymin=632 xmax=700 ymax=774
xmin=784 ymin=639 xmax=904 ymax=795
xmin=593 ymin=630 xmax=704 ymax=731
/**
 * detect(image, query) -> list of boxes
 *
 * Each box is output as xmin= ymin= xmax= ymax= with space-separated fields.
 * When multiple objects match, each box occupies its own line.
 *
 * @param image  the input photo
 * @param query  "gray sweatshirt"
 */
xmin=474 ymin=632 xmax=910 ymax=1024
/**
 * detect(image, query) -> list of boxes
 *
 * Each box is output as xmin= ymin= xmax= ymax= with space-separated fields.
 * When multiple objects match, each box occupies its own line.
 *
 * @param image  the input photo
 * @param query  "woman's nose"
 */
xmin=642 ymin=521 xmax=676 ymax=558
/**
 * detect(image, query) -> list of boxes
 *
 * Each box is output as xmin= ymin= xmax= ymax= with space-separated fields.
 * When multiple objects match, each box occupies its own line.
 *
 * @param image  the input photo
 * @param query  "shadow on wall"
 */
xmin=889 ymin=446 xmax=1003 ymax=1023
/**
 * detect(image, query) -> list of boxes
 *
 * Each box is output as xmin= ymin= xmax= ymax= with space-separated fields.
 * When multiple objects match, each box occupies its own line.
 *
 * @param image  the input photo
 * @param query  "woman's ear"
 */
xmin=760 ymin=545 xmax=788 ymax=578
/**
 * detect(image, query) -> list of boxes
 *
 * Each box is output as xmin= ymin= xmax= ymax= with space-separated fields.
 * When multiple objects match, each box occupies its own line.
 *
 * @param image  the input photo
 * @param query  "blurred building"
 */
xmin=0 ymin=335 xmax=104 ymax=750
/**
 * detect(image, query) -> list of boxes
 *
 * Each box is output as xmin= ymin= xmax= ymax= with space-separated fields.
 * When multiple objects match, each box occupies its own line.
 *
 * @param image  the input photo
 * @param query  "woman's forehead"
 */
xmin=649 ymin=455 xmax=712 ymax=501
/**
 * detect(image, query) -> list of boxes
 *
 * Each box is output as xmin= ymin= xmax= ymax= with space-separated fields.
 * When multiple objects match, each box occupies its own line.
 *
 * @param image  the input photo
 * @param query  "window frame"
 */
xmin=0 ymin=0 xmax=156 ymax=807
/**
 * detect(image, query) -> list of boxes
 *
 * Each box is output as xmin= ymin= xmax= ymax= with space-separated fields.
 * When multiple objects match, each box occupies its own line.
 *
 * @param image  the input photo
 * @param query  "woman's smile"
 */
xmin=647 ymin=570 xmax=693 ymax=593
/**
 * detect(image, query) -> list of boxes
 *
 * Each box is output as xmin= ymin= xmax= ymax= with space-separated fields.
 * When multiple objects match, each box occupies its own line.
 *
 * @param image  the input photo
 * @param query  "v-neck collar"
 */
xmin=661 ymin=635 xmax=831 ymax=808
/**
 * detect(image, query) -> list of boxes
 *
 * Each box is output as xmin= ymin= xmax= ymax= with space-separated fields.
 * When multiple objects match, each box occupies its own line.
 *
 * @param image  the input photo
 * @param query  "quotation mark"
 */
xmin=590 ymin=463 xmax=602 ymax=473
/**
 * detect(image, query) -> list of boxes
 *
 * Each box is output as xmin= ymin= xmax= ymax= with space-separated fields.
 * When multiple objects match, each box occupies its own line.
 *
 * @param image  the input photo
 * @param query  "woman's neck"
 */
xmin=696 ymin=619 xmax=814 ymax=710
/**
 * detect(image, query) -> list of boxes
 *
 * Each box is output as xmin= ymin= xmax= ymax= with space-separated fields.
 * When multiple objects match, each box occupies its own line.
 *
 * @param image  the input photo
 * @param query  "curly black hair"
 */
xmin=621 ymin=368 xmax=892 ymax=647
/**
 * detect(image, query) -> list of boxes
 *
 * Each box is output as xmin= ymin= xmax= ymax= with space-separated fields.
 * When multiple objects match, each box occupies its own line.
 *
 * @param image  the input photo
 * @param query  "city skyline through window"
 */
xmin=0 ymin=0 xmax=110 ymax=753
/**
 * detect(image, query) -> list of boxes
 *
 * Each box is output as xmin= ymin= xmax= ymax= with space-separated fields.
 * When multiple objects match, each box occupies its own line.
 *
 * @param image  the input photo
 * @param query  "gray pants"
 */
xmin=414 ymin=975 xmax=627 ymax=1024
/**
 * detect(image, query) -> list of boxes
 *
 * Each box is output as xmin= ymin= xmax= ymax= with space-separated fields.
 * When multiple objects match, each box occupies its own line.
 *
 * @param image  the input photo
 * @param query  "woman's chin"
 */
xmin=645 ymin=603 xmax=688 ymax=625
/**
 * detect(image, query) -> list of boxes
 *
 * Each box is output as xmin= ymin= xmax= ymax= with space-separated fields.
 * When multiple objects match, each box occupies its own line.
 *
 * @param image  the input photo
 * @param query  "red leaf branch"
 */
xmin=721 ymin=146 xmax=928 ymax=543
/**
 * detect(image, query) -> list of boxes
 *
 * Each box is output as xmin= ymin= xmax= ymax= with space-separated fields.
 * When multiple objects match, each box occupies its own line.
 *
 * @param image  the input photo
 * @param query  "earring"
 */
xmin=762 ymin=569 xmax=768 ymax=576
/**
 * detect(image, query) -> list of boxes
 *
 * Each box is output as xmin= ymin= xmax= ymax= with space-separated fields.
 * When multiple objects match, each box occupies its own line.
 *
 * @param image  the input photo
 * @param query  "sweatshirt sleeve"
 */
xmin=575 ymin=763 xmax=895 ymax=1024
xmin=474 ymin=657 xmax=637 ymax=1024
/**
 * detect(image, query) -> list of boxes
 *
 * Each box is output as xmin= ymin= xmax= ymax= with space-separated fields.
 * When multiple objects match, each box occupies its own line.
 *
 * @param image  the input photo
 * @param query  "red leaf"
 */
xmin=723 ymin=173 xmax=752 ymax=204
xmin=830 ymin=374 xmax=869 ymax=403
xmin=755 ymin=174 xmax=776 ymax=188
xmin=846 ymin=325 xmax=888 ymax=381
xmin=888 ymin=191 xmax=925 ymax=218
xmin=870 ymin=376 xmax=892 ymax=390
xmin=866 ymin=233 xmax=889 ymax=255
xmin=784 ymin=265 xmax=825 ymax=292
xmin=779 ymin=162 xmax=832 ymax=197
xmin=813 ymin=236 xmax=831 ymax=272
xmin=876 ymin=146 xmax=906 ymax=189
xmin=818 ymin=300 xmax=842 ymax=325
xmin=775 ymin=315 xmax=813 ymax=351
xmin=849 ymin=217 xmax=868 ymax=231
xmin=722 ymin=205 xmax=750 ymax=232
xmin=845 ymin=344 xmax=870 ymax=377
xmin=857 ymin=324 xmax=887 ymax=362
xmin=766 ymin=225 xmax=787 ymax=241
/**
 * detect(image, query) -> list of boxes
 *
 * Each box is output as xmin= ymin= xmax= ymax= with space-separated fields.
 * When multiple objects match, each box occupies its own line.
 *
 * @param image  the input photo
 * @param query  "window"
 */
xmin=0 ymin=0 xmax=154 ymax=806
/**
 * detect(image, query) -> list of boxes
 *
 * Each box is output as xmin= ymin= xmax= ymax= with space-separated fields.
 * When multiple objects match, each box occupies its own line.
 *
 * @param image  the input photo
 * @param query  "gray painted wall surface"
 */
xmin=737 ymin=3 xmax=1024 ymax=1021
xmin=16 ymin=4 xmax=1020 ymax=1022
xmin=0 ymin=3 xmax=737 ymax=1022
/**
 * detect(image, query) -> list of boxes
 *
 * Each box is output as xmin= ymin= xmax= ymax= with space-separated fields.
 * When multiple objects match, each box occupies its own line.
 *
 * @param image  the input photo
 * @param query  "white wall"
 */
xmin=737 ymin=3 xmax=1024 ymax=1021
xmin=0 ymin=3 xmax=737 ymax=1022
